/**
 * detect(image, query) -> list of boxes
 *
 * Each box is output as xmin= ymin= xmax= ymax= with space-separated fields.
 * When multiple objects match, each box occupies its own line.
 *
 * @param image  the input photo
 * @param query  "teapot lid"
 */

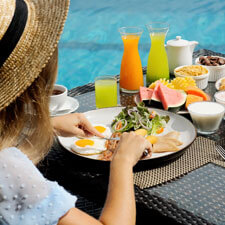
xmin=167 ymin=36 xmax=189 ymax=47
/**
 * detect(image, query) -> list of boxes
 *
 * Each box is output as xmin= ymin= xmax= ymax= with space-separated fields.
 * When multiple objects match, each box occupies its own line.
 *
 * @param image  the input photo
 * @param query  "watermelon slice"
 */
xmin=139 ymin=86 xmax=153 ymax=102
xmin=151 ymin=81 xmax=161 ymax=102
xmin=157 ymin=83 xmax=186 ymax=110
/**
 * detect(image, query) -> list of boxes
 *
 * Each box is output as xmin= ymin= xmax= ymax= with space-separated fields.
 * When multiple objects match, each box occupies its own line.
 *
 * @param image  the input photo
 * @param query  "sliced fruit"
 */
xmin=185 ymin=86 xmax=208 ymax=100
xmin=185 ymin=94 xmax=203 ymax=109
xmin=139 ymin=86 xmax=153 ymax=102
xmin=157 ymin=83 xmax=187 ymax=110
xmin=171 ymin=77 xmax=196 ymax=91
xmin=151 ymin=81 xmax=161 ymax=102
xmin=149 ymin=78 xmax=174 ymax=89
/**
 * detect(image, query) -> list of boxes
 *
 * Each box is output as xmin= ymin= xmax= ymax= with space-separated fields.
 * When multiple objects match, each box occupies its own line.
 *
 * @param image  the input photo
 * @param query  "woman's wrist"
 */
xmin=111 ymin=154 xmax=134 ymax=171
xmin=51 ymin=117 xmax=60 ymax=135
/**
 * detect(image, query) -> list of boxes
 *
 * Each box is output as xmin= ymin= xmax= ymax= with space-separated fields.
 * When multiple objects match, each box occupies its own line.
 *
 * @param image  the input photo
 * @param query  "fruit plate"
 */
xmin=134 ymin=92 xmax=211 ymax=115
xmin=134 ymin=94 xmax=188 ymax=115
xmin=57 ymin=107 xmax=197 ymax=168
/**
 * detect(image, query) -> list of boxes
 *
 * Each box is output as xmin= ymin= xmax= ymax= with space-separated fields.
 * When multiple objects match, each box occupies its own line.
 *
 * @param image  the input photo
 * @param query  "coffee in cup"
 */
xmin=50 ymin=84 xmax=68 ymax=111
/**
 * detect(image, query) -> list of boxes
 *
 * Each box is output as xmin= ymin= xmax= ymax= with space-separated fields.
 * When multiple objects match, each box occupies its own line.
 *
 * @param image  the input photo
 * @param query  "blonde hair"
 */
xmin=0 ymin=47 xmax=58 ymax=165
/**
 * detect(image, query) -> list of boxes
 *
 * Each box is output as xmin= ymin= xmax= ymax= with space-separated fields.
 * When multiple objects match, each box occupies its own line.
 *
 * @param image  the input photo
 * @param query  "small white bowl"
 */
xmin=215 ymin=76 xmax=225 ymax=91
xmin=174 ymin=65 xmax=209 ymax=90
xmin=214 ymin=91 xmax=225 ymax=106
xmin=195 ymin=56 xmax=225 ymax=82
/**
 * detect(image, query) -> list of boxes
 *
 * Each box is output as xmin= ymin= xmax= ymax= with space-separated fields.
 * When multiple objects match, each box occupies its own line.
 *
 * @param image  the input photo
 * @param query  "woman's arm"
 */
xmin=58 ymin=132 xmax=152 ymax=225
xmin=58 ymin=161 xmax=134 ymax=225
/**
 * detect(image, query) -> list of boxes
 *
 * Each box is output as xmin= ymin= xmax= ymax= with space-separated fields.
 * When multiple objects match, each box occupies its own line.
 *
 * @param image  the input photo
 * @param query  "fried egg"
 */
xmin=70 ymin=124 xmax=112 ymax=156
xmin=71 ymin=137 xmax=107 ymax=156
xmin=93 ymin=124 xmax=111 ymax=138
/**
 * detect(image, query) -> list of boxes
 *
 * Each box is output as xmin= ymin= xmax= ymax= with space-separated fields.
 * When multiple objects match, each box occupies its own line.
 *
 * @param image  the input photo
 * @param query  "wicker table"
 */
xmin=38 ymin=49 xmax=225 ymax=225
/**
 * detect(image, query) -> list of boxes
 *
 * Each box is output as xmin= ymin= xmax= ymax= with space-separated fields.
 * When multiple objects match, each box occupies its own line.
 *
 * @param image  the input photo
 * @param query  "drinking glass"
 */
xmin=95 ymin=76 xmax=117 ymax=108
xmin=118 ymin=26 xmax=144 ymax=93
xmin=146 ymin=22 xmax=169 ymax=86
xmin=187 ymin=101 xmax=225 ymax=135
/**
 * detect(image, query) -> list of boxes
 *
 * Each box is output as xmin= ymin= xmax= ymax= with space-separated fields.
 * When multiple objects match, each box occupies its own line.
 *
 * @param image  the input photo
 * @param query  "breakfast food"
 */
xmin=188 ymin=102 xmax=225 ymax=133
xmin=139 ymin=86 xmax=153 ymax=102
xmin=214 ymin=91 xmax=225 ymax=106
xmin=156 ymin=82 xmax=186 ymax=110
xmin=93 ymin=124 xmax=111 ymax=137
xmin=185 ymin=94 xmax=203 ymax=109
xmin=70 ymin=105 xmax=184 ymax=161
xmin=111 ymin=102 xmax=170 ymax=135
xmin=185 ymin=86 xmax=208 ymax=100
xmin=171 ymin=77 xmax=196 ymax=91
xmin=100 ymin=130 xmax=183 ymax=160
xmin=141 ymin=82 xmax=187 ymax=112
xmin=71 ymin=124 xmax=111 ymax=156
xmin=151 ymin=131 xmax=183 ymax=153
xmin=199 ymin=56 xmax=225 ymax=66
xmin=71 ymin=137 xmax=107 ymax=156
xmin=149 ymin=78 xmax=174 ymax=89
xmin=175 ymin=65 xmax=208 ymax=76
xmin=219 ymin=78 xmax=225 ymax=91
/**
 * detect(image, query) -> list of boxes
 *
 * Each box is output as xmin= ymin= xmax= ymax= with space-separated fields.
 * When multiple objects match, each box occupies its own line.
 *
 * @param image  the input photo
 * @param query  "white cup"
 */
xmin=50 ymin=84 xmax=68 ymax=111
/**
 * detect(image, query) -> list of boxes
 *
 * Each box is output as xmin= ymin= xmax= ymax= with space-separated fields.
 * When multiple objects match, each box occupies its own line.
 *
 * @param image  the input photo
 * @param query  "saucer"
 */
xmin=50 ymin=96 xmax=79 ymax=116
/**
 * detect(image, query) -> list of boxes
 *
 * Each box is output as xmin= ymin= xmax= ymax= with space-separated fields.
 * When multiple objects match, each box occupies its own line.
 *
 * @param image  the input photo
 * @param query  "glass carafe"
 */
xmin=118 ymin=27 xmax=144 ymax=93
xmin=146 ymin=22 xmax=169 ymax=86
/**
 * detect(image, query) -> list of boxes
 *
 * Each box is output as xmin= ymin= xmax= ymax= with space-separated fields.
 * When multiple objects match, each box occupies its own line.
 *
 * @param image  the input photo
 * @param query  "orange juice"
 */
xmin=119 ymin=34 xmax=143 ymax=93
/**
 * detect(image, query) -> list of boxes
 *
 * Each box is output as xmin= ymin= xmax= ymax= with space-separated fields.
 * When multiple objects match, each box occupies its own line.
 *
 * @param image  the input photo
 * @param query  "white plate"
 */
xmin=215 ymin=76 xmax=225 ymax=91
xmin=57 ymin=107 xmax=196 ymax=161
xmin=50 ymin=96 xmax=79 ymax=116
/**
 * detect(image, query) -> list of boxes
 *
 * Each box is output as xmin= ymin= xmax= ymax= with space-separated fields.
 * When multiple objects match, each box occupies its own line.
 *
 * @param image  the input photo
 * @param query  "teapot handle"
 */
xmin=189 ymin=41 xmax=199 ymax=46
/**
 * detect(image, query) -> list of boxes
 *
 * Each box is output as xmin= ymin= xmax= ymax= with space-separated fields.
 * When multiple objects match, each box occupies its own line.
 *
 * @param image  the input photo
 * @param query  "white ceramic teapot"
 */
xmin=165 ymin=36 xmax=198 ymax=74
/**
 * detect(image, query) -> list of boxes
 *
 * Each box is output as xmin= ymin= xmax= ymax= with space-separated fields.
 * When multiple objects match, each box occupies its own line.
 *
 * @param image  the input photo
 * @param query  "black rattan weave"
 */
xmin=38 ymin=49 xmax=225 ymax=224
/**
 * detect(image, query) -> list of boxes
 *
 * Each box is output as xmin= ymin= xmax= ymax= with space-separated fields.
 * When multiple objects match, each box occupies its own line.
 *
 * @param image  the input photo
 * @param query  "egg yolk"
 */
xmin=94 ymin=126 xmax=106 ymax=133
xmin=75 ymin=139 xmax=94 ymax=147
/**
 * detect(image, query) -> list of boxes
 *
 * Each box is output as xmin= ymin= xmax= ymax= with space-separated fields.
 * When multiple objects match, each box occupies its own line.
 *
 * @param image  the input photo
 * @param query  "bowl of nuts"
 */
xmin=195 ymin=55 xmax=225 ymax=82
xmin=174 ymin=65 xmax=209 ymax=89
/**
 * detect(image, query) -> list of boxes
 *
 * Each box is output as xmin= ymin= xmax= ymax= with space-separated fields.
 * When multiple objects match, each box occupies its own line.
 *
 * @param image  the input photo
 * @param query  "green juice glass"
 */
xmin=95 ymin=76 xmax=118 ymax=108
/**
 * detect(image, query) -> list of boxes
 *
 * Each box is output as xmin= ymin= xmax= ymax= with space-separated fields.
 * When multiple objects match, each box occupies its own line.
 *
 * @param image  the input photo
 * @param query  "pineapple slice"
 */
xmin=171 ymin=77 xmax=196 ymax=91
xmin=149 ymin=78 xmax=174 ymax=89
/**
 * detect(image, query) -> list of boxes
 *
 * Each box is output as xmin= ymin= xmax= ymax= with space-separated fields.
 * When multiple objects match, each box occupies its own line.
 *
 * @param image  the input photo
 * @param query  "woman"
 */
xmin=0 ymin=0 xmax=152 ymax=225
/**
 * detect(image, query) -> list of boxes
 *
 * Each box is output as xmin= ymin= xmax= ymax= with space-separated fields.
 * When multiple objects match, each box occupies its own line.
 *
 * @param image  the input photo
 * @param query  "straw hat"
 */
xmin=0 ymin=0 xmax=70 ymax=111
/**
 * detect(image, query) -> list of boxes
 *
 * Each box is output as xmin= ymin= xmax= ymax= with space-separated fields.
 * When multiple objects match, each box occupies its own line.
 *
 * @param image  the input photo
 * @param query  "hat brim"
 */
xmin=0 ymin=0 xmax=70 ymax=111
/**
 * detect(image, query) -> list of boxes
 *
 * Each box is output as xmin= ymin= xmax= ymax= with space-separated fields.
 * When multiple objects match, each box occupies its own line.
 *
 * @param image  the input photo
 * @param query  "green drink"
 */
xmin=146 ymin=22 xmax=169 ymax=86
xmin=95 ymin=76 xmax=117 ymax=108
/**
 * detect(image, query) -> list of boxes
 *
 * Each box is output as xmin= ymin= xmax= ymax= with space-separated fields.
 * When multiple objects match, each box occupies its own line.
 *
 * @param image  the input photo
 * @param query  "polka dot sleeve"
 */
xmin=0 ymin=147 xmax=77 ymax=225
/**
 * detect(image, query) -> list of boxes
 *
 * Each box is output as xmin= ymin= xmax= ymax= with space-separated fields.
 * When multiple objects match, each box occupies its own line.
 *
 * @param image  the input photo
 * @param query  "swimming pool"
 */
xmin=58 ymin=0 xmax=225 ymax=89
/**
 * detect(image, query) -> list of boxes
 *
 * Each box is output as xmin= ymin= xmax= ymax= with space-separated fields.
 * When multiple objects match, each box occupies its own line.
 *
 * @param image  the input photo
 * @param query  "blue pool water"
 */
xmin=58 ymin=0 xmax=225 ymax=89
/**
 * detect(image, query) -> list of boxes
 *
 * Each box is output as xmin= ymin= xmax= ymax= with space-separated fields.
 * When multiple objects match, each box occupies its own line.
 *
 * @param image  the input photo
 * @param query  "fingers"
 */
xmin=120 ymin=131 xmax=153 ymax=157
xmin=77 ymin=114 xmax=104 ymax=138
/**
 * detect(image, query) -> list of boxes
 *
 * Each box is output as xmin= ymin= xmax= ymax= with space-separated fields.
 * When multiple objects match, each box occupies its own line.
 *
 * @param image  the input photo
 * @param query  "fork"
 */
xmin=215 ymin=144 xmax=225 ymax=160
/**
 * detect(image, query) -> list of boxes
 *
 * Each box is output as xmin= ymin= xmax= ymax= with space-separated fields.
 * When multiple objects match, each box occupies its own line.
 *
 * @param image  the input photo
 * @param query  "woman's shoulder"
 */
xmin=0 ymin=146 xmax=28 ymax=161
xmin=0 ymin=147 xmax=77 ymax=224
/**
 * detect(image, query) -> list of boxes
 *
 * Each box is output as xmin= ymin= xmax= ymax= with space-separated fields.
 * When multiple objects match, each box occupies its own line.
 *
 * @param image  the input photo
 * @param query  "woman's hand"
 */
xmin=113 ymin=132 xmax=152 ymax=167
xmin=51 ymin=113 xmax=104 ymax=138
